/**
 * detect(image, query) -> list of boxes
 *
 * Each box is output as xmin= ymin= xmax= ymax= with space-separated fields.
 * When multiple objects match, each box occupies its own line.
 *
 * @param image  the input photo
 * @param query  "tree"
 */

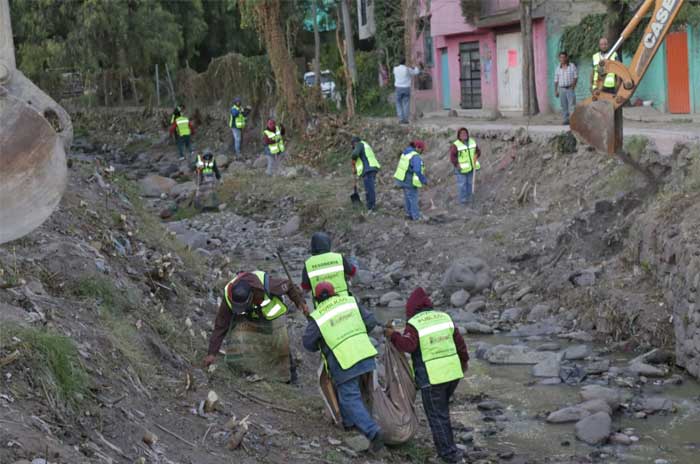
xmin=336 ymin=4 xmax=355 ymax=117
xmin=520 ymin=0 xmax=539 ymax=115
xmin=339 ymin=0 xmax=356 ymax=83
xmin=402 ymin=0 xmax=417 ymax=120
xmin=312 ymin=0 xmax=321 ymax=89
xmin=239 ymin=0 xmax=305 ymax=128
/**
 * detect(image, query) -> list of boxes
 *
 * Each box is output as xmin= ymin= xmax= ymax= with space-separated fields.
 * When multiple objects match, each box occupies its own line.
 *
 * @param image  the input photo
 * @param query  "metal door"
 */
xmin=459 ymin=42 xmax=482 ymax=109
xmin=496 ymin=32 xmax=523 ymax=111
xmin=441 ymin=48 xmax=451 ymax=109
xmin=667 ymin=30 xmax=690 ymax=114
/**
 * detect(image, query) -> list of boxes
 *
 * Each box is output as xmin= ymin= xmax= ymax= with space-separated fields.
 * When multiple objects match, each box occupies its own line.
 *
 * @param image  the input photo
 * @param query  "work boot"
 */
xmin=369 ymin=431 xmax=384 ymax=454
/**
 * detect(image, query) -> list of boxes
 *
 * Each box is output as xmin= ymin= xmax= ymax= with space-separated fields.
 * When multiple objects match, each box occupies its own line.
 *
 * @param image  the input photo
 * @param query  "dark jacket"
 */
xmin=302 ymin=297 xmax=378 ymax=385
xmin=449 ymin=128 xmax=481 ymax=169
xmin=262 ymin=124 xmax=285 ymax=145
xmin=207 ymin=272 xmax=305 ymax=355
xmin=301 ymin=232 xmax=356 ymax=292
xmin=390 ymin=287 xmax=469 ymax=388
xmin=351 ymin=141 xmax=379 ymax=176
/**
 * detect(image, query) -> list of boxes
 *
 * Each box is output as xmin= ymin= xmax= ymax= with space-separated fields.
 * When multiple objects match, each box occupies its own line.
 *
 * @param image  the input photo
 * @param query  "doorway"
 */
xmin=459 ymin=41 xmax=482 ymax=109
xmin=667 ymin=30 xmax=690 ymax=114
xmin=441 ymin=48 xmax=451 ymax=109
xmin=496 ymin=32 xmax=523 ymax=111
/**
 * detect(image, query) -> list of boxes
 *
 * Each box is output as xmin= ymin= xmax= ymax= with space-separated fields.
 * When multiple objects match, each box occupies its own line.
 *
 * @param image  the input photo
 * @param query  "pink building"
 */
xmin=413 ymin=0 xmax=550 ymax=114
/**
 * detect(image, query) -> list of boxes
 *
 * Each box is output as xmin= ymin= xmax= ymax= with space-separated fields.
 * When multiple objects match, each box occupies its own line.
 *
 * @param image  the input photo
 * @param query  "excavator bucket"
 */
xmin=570 ymin=98 xmax=623 ymax=155
xmin=1 ymin=0 xmax=71 ymax=245
xmin=0 ymin=95 xmax=68 ymax=244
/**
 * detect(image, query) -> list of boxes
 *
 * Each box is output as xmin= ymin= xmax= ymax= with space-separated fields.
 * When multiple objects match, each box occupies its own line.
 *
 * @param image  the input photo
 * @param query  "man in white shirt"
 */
xmin=393 ymin=58 xmax=421 ymax=124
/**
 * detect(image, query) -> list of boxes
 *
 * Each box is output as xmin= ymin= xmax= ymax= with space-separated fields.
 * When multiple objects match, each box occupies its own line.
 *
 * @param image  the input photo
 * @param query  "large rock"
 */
xmin=578 ymin=399 xmax=612 ymax=415
xmin=485 ymin=345 xmax=559 ymax=365
xmin=215 ymin=154 xmax=230 ymax=169
xmin=354 ymin=269 xmax=373 ymax=287
xmin=579 ymin=385 xmax=623 ymax=409
xmin=500 ymin=307 xmax=523 ymax=322
xmin=527 ymin=304 xmax=551 ymax=322
xmin=546 ymin=406 xmax=590 ymax=423
xmin=575 ymin=412 xmax=611 ymax=445
xmin=140 ymin=175 xmax=176 ymax=197
xmin=465 ymin=300 xmax=486 ymax=313
xmin=564 ymin=345 xmax=592 ymax=360
xmin=627 ymin=362 xmax=667 ymax=378
xmin=171 ymin=181 xmax=196 ymax=200
xmin=441 ymin=258 xmax=491 ymax=292
xmin=379 ymin=292 xmax=401 ymax=306
xmin=177 ymin=230 xmax=208 ymax=250
xmin=450 ymin=290 xmax=470 ymax=307
xmin=532 ymin=356 xmax=561 ymax=377
xmin=280 ymin=215 xmax=301 ymax=236
xmin=464 ymin=321 xmax=494 ymax=334
xmin=632 ymin=396 xmax=673 ymax=414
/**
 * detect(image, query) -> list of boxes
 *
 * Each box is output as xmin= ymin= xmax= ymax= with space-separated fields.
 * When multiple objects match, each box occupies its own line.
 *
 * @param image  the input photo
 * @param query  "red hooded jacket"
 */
xmin=390 ymin=287 xmax=469 ymax=370
xmin=449 ymin=127 xmax=480 ymax=169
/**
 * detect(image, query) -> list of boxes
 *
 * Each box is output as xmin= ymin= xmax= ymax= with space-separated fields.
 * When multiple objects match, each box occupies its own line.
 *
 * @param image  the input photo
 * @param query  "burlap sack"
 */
xmin=225 ymin=316 xmax=291 ymax=383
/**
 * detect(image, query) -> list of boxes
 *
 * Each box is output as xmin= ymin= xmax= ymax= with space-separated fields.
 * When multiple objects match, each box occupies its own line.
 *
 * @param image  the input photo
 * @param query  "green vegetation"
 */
xmin=71 ymin=274 xmax=136 ymax=315
xmin=395 ymin=442 xmax=434 ymax=464
xmin=1 ymin=326 xmax=88 ymax=408
xmin=624 ymin=135 xmax=649 ymax=159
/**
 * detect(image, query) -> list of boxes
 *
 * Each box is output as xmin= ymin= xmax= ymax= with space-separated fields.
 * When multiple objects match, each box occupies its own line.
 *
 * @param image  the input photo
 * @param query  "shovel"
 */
xmin=350 ymin=178 xmax=362 ymax=205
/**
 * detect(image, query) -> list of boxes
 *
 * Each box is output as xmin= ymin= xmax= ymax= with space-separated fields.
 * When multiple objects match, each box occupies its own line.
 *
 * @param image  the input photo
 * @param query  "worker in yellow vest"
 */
xmin=394 ymin=140 xmax=428 ymax=220
xmin=303 ymin=282 xmax=384 ymax=453
xmin=204 ymin=270 xmax=309 ymax=382
xmin=301 ymin=232 xmax=356 ymax=307
xmin=386 ymin=287 xmax=469 ymax=463
xmin=169 ymin=109 xmax=195 ymax=163
xmin=351 ymin=136 xmax=381 ymax=211
xmin=263 ymin=119 xmax=286 ymax=176
xmin=194 ymin=149 xmax=222 ymax=210
xmin=449 ymin=127 xmax=480 ymax=205
xmin=592 ymin=37 xmax=620 ymax=94
xmin=228 ymin=97 xmax=250 ymax=157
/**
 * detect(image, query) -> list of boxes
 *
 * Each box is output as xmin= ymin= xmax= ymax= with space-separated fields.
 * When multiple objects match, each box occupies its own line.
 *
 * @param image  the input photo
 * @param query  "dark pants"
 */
xmin=363 ymin=172 xmax=377 ymax=210
xmin=421 ymin=379 xmax=461 ymax=462
xmin=176 ymin=134 xmax=192 ymax=161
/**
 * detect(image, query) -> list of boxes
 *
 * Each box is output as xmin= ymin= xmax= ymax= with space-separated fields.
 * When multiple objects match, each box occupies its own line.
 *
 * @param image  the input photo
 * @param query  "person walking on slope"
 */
xmin=302 ymin=232 xmax=356 ymax=308
xmin=229 ymin=97 xmax=249 ymax=157
xmin=263 ymin=119 xmax=286 ymax=176
xmin=394 ymin=140 xmax=428 ymax=221
xmin=194 ymin=149 xmax=222 ymax=211
xmin=393 ymin=58 xmax=422 ymax=124
xmin=204 ymin=270 xmax=309 ymax=382
xmin=169 ymin=108 xmax=195 ymax=163
xmin=303 ymin=282 xmax=384 ymax=453
xmin=449 ymin=127 xmax=480 ymax=206
xmin=386 ymin=287 xmax=469 ymax=464
xmin=351 ymin=136 xmax=381 ymax=211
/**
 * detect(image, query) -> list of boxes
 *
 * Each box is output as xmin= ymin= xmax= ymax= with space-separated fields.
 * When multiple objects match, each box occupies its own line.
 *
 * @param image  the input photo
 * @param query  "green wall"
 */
xmin=547 ymin=31 xmax=592 ymax=112
xmin=689 ymin=25 xmax=700 ymax=113
xmin=627 ymin=43 xmax=668 ymax=111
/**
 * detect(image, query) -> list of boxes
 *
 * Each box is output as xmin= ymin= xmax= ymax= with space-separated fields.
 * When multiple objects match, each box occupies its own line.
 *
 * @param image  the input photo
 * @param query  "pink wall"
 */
xmin=430 ymin=0 xmax=478 ymax=37
xmin=533 ymin=19 xmax=550 ymax=113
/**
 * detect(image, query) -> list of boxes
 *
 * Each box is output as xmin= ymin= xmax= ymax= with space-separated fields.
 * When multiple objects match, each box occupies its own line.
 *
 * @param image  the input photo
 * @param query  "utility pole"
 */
xmin=520 ymin=0 xmax=539 ymax=116
xmin=340 ymin=0 xmax=357 ymax=83
xmin=312 ymin=0 xmax=321 ymax=88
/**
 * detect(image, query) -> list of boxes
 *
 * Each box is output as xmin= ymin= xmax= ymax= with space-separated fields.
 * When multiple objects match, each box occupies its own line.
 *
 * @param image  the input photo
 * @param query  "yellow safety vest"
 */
xmin=175 ymin=116 xmax=191 ymax=137
xmin=453 ymin=138 xmax=480 ymax=174
xmin=223 ymin=271 xmax=288 ymax=321
xmin=264 ymin=127 xmax=285 ymax=155
xmin=355 ymin=141 xmax=381 ymax=177
xmin=393 ymin=150 xmax=424 ymax=188
xmin=229 ymin=104 xmax=246 ymax=129
xmin=592 ymin=51 xmax=618 ymax=90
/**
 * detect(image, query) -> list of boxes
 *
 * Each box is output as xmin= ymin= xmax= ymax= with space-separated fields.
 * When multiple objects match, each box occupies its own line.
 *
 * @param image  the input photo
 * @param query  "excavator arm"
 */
xmin=570 ymin=0 xmax=686 ymax=154
xmin=0 ymin=0 xmax=72 ymax=244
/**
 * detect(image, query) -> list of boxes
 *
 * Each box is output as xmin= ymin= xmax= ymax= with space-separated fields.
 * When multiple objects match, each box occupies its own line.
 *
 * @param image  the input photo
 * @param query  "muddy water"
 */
xmin=374 ymin=305 xmax=700 ymax=463
xmin=455 ymin=335 xmax=700 ymax=464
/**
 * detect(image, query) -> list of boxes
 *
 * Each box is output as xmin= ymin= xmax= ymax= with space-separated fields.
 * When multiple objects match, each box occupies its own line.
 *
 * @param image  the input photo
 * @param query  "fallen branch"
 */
xmin=155 ymin=423 xmax=197 ymax=448
xmin=233 ymin=388 xmax=297 ymax=414
xmin=95 ymin=431 xmax=130 ymax=460
xmin=201 ymin=423 xmax=214 ymax=445
xmin=0 ymin=350 xmax=20 ymax=367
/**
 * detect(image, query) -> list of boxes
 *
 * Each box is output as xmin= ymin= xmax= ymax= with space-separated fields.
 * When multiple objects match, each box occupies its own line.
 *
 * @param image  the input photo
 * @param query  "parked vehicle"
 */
xmin=303 ymin=70 xmax=337 ymax=99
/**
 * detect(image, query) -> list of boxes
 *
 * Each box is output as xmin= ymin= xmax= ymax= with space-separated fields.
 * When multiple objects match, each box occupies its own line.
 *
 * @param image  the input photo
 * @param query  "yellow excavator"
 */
xmin=0 ymin=0 xmax=72 ymax=244
xmin=571 ymin=0 xmax=686 ymax=154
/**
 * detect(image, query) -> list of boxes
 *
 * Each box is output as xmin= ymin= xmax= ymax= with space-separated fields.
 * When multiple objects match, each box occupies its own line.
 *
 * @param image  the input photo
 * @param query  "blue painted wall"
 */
xmin=689 ymin=25 xmax=700 ymax=113
xmin=626 ymin=43 xmax=668 ymax=111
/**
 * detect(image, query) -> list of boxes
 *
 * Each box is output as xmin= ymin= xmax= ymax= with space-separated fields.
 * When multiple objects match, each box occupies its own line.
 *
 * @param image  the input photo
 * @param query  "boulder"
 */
xmin=280 ymin=215 xmax=301 ymax=236
xmin=354 ymin=269 xmax=373 ymax=287
xmin=464 ymin=300 xmax=486 ymax=313
xmin=610 ymin=433 xmax=632 ymax=446
xmin=485 ymin=345 xmax=560 ymax=365
xmin=379 ymin=292 xmax=401 ymax=306
xmin=546 ymin=406 xmax=590 ymax=423
xmin=178 ymin=230 xmax=209 ymax=250
xmin=532 ymin=356 xmax=561 ymax=377
xmin=215 ymin=154 xmax=230 ymax=169
xmin=450 ymin=290 xmax=470 ymax=307
xmin=629 ymin=348 xmax=673 ymax=365
xmin=564 ymin=345 xmax=592 ymax=360
xmin=527 ymin=304 xmax=551 ymax=322
xmin=171 ymin=181 xmax=197 ymax=200
xmin=140 ymin=175 xmax=176 ymax=197
xmin=441 ymin=258 xmax=490 ymax=292
xmin=387 ymin=299 xmax=406 ymax=309
xmin=632 ymin=396 xmax=673 ymax=414
xmin=575 ymin=412 xmax=611 ymax=445
xmin=585 ymin=359 xmax=610 ymax=375
xmin=500 ymin=307 xmax=523 ymax=322
xmin=579 ymin=385 xmax=623 ymax=409
xmin=464 ymin=322 xmax=494 ymax=335
xmin=627 ymin=362 xmax=667 ymax=378
xmin=536 ymin=342 xmax=561 ymax=351
xmin=578 ymin=399 xmax=612 ymax=415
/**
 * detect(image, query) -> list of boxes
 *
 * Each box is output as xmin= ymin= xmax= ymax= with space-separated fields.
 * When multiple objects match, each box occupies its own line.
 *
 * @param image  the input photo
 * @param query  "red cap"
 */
xmin=412 ymin=140 xmax=426 ymax=152
xmin=314 ymin=282 xmax=336 ymax=300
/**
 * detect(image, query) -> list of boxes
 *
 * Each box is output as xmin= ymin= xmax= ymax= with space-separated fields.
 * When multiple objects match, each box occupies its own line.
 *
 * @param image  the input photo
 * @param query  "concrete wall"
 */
xmin=690 ymin=26 xmax=700 ymax=114
xmin=627 ymin=44 xmax=668 ymax=112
